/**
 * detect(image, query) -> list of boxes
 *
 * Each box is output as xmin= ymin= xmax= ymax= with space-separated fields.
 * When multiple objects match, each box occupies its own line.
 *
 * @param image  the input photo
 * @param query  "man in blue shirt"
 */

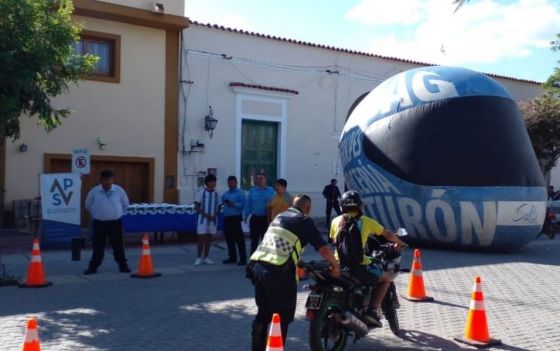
xmin=244 ymin=172 xmax=274 ymax=254
xmin=83 ymin=170 xmax=131 ymax=275
xmin=221 ymin=175 xmax=247 ymax=265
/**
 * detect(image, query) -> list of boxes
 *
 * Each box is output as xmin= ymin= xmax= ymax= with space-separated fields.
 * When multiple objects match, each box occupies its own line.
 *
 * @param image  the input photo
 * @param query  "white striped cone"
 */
xmin=141 ymin=237 xmax=151 ymax=256
xmin=22 ymin=318 xmax=41 ymax=351
xmin=266 ymin=313 xmax=284 ymax=351
xmin=469 ymin=278 xmax=486 ymax=311
xmin=131 ymin=234 xmax=161 ymax=278
xmin=453 ymin=276 xmax=501 ymax=347
xmin=19 ymin=239 xmax=51 ymax=288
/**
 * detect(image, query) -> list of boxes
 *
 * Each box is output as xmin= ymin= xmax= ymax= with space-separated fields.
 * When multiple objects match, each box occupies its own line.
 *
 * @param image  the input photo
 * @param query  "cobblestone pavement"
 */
xmin=0 ymin=235 xmax=558 ymax=350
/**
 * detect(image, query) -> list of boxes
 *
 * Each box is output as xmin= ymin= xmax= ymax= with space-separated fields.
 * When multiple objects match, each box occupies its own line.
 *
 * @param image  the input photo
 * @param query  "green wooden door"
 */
xmin=241 ymin=120 xmax=278 ymax=190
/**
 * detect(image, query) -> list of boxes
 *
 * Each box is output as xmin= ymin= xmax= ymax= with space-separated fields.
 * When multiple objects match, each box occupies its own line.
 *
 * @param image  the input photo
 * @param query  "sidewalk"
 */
xmin=1 ymin=236 xmax=559 ymax=350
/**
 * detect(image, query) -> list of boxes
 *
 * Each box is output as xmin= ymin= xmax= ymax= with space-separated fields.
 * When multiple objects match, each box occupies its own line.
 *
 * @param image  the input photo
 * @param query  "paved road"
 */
xmin=0 ymin=236 xmax=558 ymax=350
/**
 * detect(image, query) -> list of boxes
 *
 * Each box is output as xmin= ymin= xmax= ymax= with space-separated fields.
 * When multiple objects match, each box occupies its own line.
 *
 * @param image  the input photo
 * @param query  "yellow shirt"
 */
xmin=329 ymin=213 xmax=384 ymax=265
xmin=268 ymin=194 xmax=294 ymax=221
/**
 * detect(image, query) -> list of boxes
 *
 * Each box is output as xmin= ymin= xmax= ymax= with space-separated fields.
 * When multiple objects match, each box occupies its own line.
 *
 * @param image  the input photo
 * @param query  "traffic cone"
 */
xmin=454 ymin=276 xmax=501 ymax=347
xmin=403 ymin=249 xmax=433 ymax=302
xmin=19 ymin=239 xmax=52 ymax=288
xmin=297 ymin=267 xmax=308 ymax=280
xmin=266 ymin=313 xmax=284 ymax=351
xmin=22 ymin=318 xmax=41 ymax=351
xmin=131 ymin=234 xmax=161 ymax=278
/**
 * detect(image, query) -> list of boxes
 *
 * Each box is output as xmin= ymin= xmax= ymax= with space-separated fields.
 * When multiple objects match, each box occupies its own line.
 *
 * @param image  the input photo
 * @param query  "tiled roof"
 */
xmin=229 ymin=82 xmax=299 ymax=95
xmin=190 ymin=21 xmax=542 ymax=85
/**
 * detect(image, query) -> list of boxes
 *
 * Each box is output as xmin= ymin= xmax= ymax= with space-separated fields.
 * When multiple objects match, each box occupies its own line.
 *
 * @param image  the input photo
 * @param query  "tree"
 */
xmin=519 ymin=96 xmax=560 ymax=173
xmin=544 ymin=33 xmax=560 ymax=94
xmin=0 ymin=0 xmax=97 ymax=141
xmin=0 ymin=0 xmax=97 ymax=226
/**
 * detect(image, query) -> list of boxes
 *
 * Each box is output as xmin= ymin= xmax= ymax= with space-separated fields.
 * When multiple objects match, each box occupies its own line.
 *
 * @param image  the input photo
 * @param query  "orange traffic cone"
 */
xmin=131 ymin=234 xmax=161 ymax=278
xmin=19 ymin=239 xmax=52 ymax=288
xmin=454 ymin=276 xmax=501 ymax=347
xmin=266 ymin=313 xmax=284 ymax=351
xmin=22 ymin=318 xmax=41 ymax=351
xmin=297 ymin=267 xmax=308 ymax=281
xmin=403 ymin=249 xmax=433 ymax=302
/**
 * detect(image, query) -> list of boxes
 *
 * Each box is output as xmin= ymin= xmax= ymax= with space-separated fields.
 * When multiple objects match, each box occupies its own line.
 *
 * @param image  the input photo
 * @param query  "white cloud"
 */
xmin=348 ymin=0 xmax=560 ymax=65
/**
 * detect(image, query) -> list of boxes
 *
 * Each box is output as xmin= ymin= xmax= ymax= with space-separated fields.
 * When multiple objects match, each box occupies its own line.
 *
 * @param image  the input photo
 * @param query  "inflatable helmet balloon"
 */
xmin=340 ymin=66 xmax=546 ymax=251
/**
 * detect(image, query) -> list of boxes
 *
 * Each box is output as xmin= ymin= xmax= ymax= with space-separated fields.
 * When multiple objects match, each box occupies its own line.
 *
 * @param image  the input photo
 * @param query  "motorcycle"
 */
xmin=301 ymin=231 xmax=409 ymax=351
xmin=540 ymin=207 xmax=558 ymax=239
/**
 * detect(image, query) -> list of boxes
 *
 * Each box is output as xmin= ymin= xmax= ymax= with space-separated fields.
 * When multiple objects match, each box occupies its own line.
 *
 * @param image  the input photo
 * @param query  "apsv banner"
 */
xmin=40 ymin=173 xmax=81 ymax=247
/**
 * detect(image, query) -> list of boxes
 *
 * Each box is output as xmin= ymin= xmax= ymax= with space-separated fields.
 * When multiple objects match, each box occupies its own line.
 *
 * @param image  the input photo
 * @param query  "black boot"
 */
xmin=251 ymin=322 xmax=268 ymax=351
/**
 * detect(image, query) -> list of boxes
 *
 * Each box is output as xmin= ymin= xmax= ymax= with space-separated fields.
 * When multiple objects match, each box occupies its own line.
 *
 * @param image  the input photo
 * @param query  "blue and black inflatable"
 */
xmin=340 ymin=66 xmax=546 ymax=251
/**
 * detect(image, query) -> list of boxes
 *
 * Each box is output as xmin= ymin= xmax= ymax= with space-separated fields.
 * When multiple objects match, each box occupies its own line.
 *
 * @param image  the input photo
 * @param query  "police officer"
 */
xmin=249 ymin=194 xmax=340 ymax=351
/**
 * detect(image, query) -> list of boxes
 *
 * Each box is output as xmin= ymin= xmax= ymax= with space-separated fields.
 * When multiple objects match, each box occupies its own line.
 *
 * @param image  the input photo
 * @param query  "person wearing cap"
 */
xmin=330 ymin=190 xmax=405 ymax=327
xmin=83 ymin=170 xmax=131 ymax=275
xmin=248 ymin=194 xmax=340 ymax=351
xmin=322 ymin=178 xmax=341 ymax=227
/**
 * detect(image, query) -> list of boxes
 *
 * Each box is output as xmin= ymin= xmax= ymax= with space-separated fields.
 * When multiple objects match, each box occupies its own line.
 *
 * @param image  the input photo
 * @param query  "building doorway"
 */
xmin=240 ymin=120 xmax=278 ymax=189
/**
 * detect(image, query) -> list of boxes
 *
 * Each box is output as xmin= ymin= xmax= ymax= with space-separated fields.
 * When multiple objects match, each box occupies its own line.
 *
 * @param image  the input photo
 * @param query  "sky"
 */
xmin=185 ymin=0 xmax=560 ymax=82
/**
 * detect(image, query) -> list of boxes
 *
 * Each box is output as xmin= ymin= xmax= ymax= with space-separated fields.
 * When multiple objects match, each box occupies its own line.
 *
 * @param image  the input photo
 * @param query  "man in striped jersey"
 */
xmin=194 ymin=174 xmax=220 ymax=266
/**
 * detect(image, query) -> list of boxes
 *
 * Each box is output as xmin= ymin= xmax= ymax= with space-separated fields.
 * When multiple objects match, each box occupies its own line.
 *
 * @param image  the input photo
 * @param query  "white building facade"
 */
xmin=179 ymin=23 xmax=545 ymax=218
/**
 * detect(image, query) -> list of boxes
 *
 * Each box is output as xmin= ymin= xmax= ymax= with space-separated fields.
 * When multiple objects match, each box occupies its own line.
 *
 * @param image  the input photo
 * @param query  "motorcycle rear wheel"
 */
xmin=309 ymin=297 xmax=348 ymax=351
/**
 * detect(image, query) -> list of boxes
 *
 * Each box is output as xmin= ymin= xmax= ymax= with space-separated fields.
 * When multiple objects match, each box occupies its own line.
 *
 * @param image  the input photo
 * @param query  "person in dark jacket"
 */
xmin=322 ymin=178 xmax=341 ymax=227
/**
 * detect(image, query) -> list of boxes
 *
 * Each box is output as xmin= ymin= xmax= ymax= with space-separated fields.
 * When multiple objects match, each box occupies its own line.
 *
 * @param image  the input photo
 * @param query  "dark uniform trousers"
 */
xmin=88 ymin=219 xmax=128 ymax=270
xmin=223 ymin=215 xmax=247 ymax=261
xmin=251 ymin=261 xmax=296 ymax=351
xmin=249 ymin=216 xmax=269 ymax=254
xmin=326 ymin=200 xmax=341 ymax=225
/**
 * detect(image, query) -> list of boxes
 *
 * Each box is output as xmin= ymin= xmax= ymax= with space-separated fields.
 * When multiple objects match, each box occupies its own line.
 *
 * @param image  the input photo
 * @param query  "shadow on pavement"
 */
xmin=399 ymin=329 xmax=470 ymax=350
xmin=429 ymin=299 xmax=469 ymax=310
xmin=493 ymin=343 xmax=532 ymax=351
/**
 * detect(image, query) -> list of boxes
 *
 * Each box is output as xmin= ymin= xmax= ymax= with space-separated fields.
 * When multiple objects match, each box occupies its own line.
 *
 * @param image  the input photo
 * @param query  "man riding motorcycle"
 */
xmin=329 ymin=190 xmax=405 ymax=327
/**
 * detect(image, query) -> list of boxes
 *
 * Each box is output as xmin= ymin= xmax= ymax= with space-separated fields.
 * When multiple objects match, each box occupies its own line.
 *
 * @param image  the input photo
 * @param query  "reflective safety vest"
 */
xmin=250 ymin=225 xmax=303 ymax=278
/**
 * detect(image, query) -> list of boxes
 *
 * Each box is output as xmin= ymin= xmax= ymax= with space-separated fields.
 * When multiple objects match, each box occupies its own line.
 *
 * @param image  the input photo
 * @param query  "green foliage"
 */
xmin=0 ymin=0 xmax=97 ymax=140
xmin=551 ymin=33 xmax=560 ymax=52
xmin=544 ymin=33 xmax=560 ymax=94
xmin=519 ymin=95 xmax=560 ymax=172
xmin=544 ymin=68 xmax=560 ymax=95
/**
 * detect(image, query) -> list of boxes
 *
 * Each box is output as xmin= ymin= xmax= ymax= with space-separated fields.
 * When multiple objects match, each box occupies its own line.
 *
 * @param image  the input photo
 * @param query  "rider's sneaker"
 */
xmin=363 ymin=309 xmax=382 ymax=328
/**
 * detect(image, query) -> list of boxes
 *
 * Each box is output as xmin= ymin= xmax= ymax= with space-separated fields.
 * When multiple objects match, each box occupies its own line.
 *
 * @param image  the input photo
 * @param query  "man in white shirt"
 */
xmin=83 ymin=170 xmax=131 ymax=275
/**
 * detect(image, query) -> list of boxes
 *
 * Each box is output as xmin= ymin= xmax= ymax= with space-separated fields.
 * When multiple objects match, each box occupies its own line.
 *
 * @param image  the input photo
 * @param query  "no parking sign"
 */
xmin=72 ymin=149 xmax=90 ymax=174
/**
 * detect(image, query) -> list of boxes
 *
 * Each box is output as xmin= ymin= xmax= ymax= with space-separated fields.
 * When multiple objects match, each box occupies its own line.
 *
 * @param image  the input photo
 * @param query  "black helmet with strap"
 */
xmin=340 ymin=190 xmax=363 ymax=216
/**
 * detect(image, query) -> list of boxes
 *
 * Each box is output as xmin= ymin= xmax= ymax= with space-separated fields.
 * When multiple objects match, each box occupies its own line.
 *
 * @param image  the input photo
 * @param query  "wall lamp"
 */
xmin=97 ymin=137 xmax=108 ymax=150
xmin=204 ymin=106 xmax=218 ymax=138
xmin=19 ymin=143 xmax=28 ymax=153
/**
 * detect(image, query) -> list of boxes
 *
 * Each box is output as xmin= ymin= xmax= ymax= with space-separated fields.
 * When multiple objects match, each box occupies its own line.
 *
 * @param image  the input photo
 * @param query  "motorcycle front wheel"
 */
xmin=382 ymin=282 xmax=401 ymax=336
xmin=309 ymin=297 xmax=348 ymax=351
xmin=383 ymin=306 xmax=400 ymax=336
